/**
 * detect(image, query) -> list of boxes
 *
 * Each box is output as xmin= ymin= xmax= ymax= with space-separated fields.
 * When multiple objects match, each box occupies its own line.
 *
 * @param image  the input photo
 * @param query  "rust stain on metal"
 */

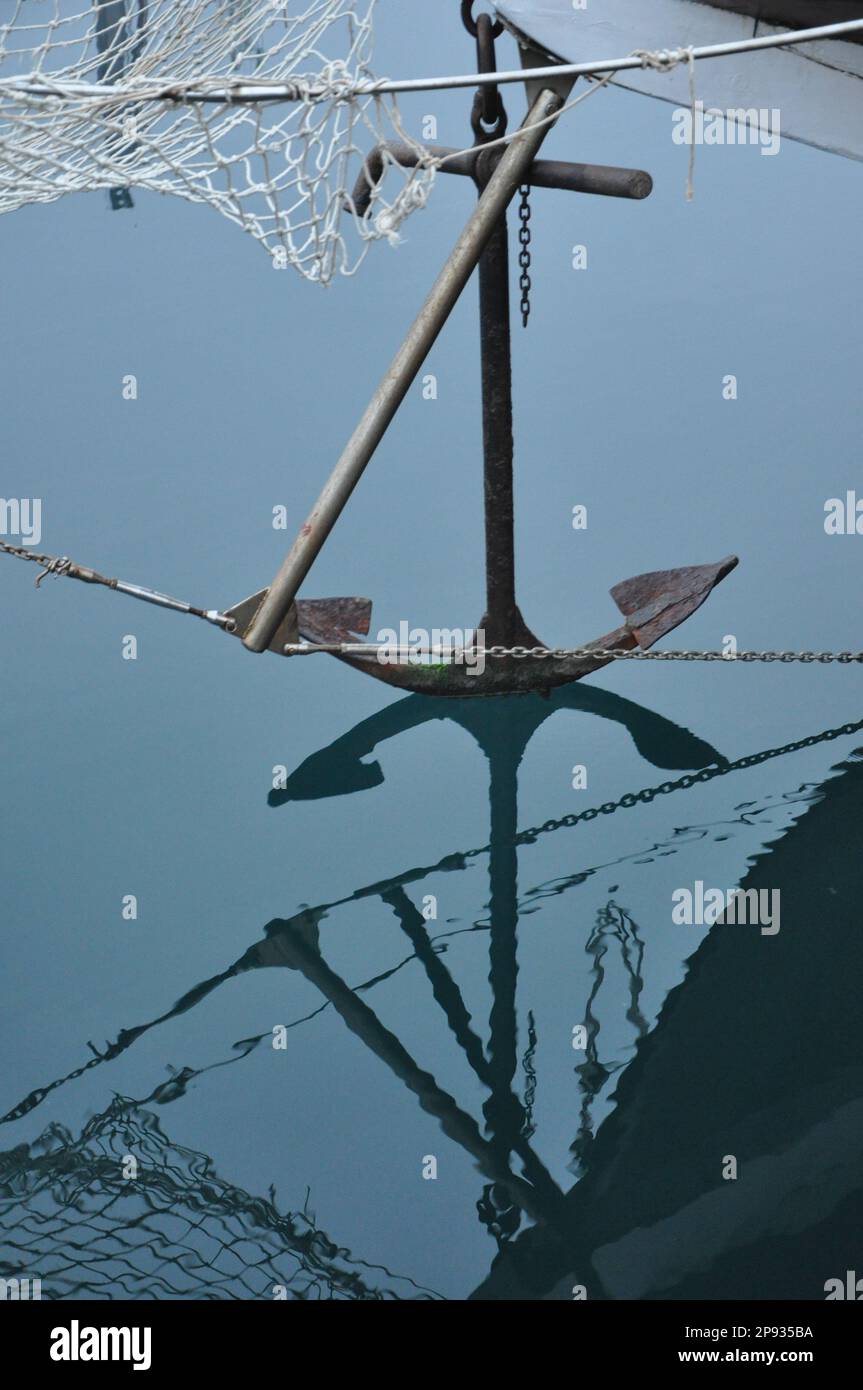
xmin=297 ymin=596 xmax=372 ymax=645
xmin=291 ymin=557 xmax=739 ymax=698
xmin=613 ymin=556 xmax=739 ymax=649
xmin=242 ymin=28 xmax=731 ymax=700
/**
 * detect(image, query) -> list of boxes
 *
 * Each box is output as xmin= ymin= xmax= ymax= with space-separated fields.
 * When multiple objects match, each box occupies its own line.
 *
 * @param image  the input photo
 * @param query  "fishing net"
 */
xmin=0 ymin=1096 xmax=438 ymax=1299
xmin=0 ymin=1 xmax=435 ymax=283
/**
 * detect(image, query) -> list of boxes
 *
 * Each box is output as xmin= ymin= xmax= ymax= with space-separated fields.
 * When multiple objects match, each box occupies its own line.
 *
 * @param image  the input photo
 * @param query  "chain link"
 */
xmin=0 ymin=536 xmax=74 ymax=580
xmin=283 ymin=638 xmax=863 ymax=663
xmin=0 ymin=537 xmax=232 ymax=627
xmin=460 ymin=0 xmax=504 ymax=39
xmin=480 ymin=645 xmax=863 ymax=664
xmin=517 ymin=183 xmax=531 ymax=327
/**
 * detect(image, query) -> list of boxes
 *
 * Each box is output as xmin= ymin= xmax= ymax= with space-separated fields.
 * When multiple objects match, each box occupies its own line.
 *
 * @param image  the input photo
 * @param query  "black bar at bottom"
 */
xmin=10 ymin=1297 xmax=862 ymax=1372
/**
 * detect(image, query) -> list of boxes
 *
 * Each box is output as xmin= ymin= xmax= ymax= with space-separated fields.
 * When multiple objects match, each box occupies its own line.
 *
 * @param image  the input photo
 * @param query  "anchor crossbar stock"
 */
xmin=349 ymin=145 xmax=653 ymax=216
xmin=241 ymin=86 xmax=565 ymax=654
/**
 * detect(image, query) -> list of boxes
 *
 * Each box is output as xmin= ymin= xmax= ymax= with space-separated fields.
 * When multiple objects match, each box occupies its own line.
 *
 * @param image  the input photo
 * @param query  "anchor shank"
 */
xmin=475 ymin=152 xmax=541 ymax=649
xmin=479 ymin=208 xmax=519 ymax=639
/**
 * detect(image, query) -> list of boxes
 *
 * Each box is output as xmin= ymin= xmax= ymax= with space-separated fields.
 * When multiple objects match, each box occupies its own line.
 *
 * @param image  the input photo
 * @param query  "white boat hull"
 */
xmin=493 ymin=0 xmax=863 ymax=161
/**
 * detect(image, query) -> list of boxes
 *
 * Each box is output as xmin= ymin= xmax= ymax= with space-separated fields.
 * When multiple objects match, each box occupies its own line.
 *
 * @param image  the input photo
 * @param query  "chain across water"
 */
xmin=481 ymin=646 xmax=863 ymax=664
xmin=4 ymin=541 xmax=862 ymax=665
xmin=283 ymin=641 xmax=863 ymax=664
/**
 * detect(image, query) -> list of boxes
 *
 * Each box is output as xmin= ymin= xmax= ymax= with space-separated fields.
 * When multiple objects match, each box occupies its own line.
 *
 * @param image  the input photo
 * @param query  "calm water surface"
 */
xmin=1 ymin=4 xmax=862 ymax=1300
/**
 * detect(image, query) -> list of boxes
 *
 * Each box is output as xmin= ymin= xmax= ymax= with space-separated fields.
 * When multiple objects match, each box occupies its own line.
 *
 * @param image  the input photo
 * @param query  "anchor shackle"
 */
xmin=460 ymin=1 xmax=504 ymax=39
xmin=468 ymin=8 xmax=507 ymax=143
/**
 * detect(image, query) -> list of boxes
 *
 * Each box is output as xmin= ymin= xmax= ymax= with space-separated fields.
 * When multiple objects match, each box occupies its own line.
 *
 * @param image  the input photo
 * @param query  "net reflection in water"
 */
xmin=0 ymin=1097 xmax=438 ymax=1300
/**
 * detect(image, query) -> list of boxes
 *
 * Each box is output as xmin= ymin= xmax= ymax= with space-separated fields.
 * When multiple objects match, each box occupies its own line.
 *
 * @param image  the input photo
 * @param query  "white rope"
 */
xmin=435 ymin=69 xmax=617 ymax=167
xmin=632 ymin=46 xmax=697 ymax=199
xmin=358 ymin=68 xmax=618 ymax=244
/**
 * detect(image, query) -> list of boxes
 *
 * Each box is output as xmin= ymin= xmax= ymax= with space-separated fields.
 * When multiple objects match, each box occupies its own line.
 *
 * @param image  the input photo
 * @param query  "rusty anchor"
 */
xmin=231 ymin=17 xmax=737 ymax=696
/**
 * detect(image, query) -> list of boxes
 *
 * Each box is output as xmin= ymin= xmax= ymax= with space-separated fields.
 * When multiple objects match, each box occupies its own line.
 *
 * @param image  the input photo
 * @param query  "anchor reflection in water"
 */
xmin=3 ymin=691 xmax=862 ymax=1297
xmin=1 ymin=687 xmax=726 ymax=1263
xmin=267 ymin=684 xmax=730 ymax=1239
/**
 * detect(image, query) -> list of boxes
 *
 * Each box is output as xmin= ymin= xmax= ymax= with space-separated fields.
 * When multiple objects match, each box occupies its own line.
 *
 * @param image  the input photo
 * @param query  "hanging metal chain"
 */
xmin=517 ymin=183 xmax=532 ymax=327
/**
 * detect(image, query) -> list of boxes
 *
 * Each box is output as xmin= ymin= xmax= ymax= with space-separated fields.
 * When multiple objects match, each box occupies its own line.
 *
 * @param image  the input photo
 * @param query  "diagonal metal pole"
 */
xmin=242 ymin=86 xmax=564 ymax=653
xmin=272 ymin=917 xmax=570 ymax=1227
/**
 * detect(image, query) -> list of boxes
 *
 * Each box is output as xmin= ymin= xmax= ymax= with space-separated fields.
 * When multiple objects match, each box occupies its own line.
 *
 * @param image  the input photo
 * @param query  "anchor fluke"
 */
xmin=225 ymin=590 xmax=372 ymax=656
xmin=612 ymin=556 xmax=739 ymax=650
xmin=286 ymin=554 xmax=740 ymax=698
